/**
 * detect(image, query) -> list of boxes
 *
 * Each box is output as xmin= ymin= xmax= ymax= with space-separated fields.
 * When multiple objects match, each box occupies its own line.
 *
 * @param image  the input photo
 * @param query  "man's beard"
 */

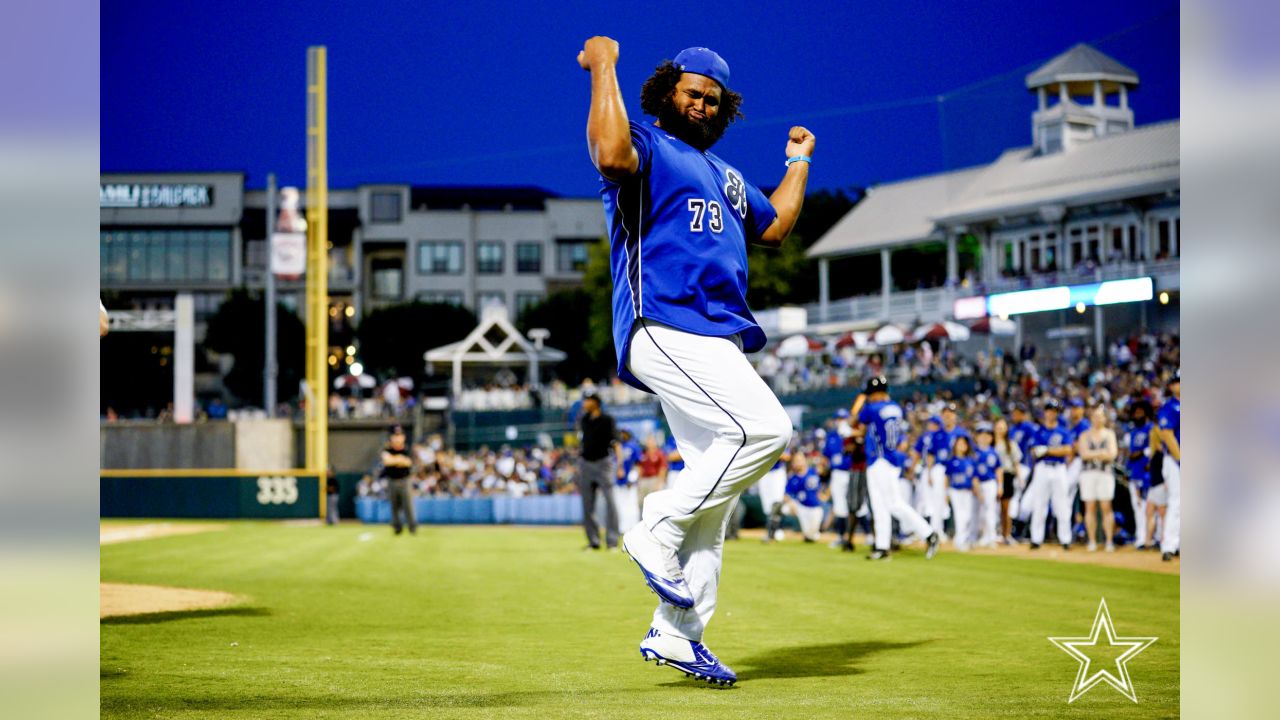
xmin=657 ymin=99 xmax=724 ymax=151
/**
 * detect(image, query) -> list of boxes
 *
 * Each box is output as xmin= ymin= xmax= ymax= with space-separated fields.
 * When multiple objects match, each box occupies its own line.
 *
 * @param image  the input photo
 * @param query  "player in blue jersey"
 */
xmin=823 ymin=409 xmax=854 ymax=548
xmin=1064 ymin=397 xmax=1091 ymax=533
xmin=1123 ymin=399 xmax=1154 ymax=549
xmin=925 ymin=404 xmax=968 ymax=540
xmin=1006 ymin=403 xmax=1038 ymax=526
xmin=1155 ymin=371 xmax=1181 ymax=561
xmin=663 ymin=434 xmax=684 ymax=486
xmin=851 ymin=376 xmax=938 ymax=561
xmin=780 ymin=453 xmax=824 ymax=543
xmin=945 ymin=434 xmax=981 ymax=552
xmin=1025 ymin=399 xmax=1076 ymax=550
xmin=972 ymin=423 xmax=1002 ymax=548
xmin=613 ymin=430 xmax=644 ymax=534
xmin=580 ymin=37 xmax=814 ymax=685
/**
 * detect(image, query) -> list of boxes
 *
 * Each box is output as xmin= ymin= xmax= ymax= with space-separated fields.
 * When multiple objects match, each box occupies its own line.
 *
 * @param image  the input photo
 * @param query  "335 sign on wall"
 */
xmin=256 ymin=476 xmax=299 ymax=505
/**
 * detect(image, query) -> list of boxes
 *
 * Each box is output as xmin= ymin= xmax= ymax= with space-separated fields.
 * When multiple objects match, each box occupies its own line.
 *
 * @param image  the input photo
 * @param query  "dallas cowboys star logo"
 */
xmin=1049 ymin=598 xmax=1158 ymax=703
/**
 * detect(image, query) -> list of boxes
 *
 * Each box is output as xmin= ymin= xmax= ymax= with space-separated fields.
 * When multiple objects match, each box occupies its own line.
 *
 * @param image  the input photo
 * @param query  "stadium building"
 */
xmin=100 ymin=176 xmax=604 ymax=412
xmin=801 ymin=44 xmax=1179 ymax=349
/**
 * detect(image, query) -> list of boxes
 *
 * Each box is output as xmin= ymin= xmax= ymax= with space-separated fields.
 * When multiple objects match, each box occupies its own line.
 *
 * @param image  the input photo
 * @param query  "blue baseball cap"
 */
xmin=927 ymin=415 xmax=943 ymax=427
xmin=1067 ymin=397 xmax=1084 ymax=408
xmin=673 ymin=47 xmax=730 ymax=89
xmin=834 ymin=408 xmax=850 ymax=419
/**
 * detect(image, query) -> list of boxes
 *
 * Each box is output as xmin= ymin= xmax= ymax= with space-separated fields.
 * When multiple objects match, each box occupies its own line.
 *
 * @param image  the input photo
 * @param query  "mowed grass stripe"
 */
xmin=102 ymin=523 xmax=1178 ymax=719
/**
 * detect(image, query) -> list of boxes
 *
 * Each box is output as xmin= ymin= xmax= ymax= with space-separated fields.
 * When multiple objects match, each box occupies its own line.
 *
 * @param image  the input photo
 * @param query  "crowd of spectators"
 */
xmin=357 ymin=434 xmax=582 ymax=500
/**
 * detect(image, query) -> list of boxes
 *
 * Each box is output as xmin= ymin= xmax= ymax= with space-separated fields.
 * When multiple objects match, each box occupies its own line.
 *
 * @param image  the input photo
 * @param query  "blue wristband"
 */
xmin=785 ymin=155 xmax=812 ymax=167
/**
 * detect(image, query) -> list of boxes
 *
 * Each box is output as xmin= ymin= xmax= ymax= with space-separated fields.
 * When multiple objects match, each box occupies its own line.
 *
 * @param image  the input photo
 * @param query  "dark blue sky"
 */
xmin=102 ymin=0 xmax=1178 ymax=197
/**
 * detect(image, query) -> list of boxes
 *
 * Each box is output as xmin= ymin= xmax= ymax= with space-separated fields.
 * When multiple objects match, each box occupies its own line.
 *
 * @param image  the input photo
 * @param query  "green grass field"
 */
xmin=101 ymin=523 xmax=1178 ymax=719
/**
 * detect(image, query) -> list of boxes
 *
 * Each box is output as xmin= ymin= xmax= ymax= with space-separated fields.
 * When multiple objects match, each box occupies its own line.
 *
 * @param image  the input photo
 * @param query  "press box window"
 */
xmin=476 ymin=242 xmax=504 ymax=274
xmin=417 ymin=241 xmax=464 ymax=274
xmin=515 ymin=242 xmax=542 ymax=274
xmin=370 ymin=191 xmax=402 ymax=224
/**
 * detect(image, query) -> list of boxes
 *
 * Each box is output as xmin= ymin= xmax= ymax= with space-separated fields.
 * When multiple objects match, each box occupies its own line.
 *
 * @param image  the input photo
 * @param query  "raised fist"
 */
xmin=785 ymin=126 xmax=816 ymax=158
xmin=577 ymin=36 xmax=620 ymax=70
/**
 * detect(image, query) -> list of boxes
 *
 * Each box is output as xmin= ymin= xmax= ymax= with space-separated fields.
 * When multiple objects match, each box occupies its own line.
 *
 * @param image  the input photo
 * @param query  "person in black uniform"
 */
xmin=381 ymin=426 xmax=416 ymax=535
xmin=577 ymin=393 xmax=621 ymax=549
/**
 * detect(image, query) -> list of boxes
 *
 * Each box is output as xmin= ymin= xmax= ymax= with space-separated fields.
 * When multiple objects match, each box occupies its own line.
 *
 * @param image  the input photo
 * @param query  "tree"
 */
xmin=203 ymin=289 xmax=306 ymax=406
xmin=516 ymin=288 xmax=609 ymax=384
xmin=745 ymin=187 xmax=861 ymax=308
xmin=355 ymin=301 xmax=477 ymax=380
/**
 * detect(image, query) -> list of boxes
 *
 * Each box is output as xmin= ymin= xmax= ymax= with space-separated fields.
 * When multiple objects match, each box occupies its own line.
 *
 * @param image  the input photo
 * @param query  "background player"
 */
xmin=579 ymin=36 xmax=813 ymax=685
xmin=1155 ymin=371 xmax=1181 ymax=561
xmin=972 ymin=423 xmax=1001 ymax=547
xmin=851 ymin=376 xmax=938 ymax=561
xmin=1026 ymin=399 xmax=1075 ymax=550
xmin=780 ymin=453 xmax=824 ymax=542
xmin=945 ymin=434 xmax=980 ymax=552
xmin=822 ymin=409 xmax=853 ymax=548
xmin=1123 ymin=399 xmax=1155 ymax=549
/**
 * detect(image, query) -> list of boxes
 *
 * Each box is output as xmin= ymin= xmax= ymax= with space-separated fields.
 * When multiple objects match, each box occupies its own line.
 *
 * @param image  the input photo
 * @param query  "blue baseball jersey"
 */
xmin=928 ymin=426 xmax=970 ymax=464
xmin=601 ymin=121 xmax=778 ymax=392
xmin=822 ymin=429 xmax=851 ymax=470
xmin=1126 ymin=421 xmax=1153 ymax=484
xmin=974 ymin=447 xmax=1000 ymax=482
xmin=1070 ymin=419 xmax=1091 ymax=444
xmin=1033 ymin=423 xmax=1074 ymax=465
xmin=859 ymin=401 xmax=908 ymax=467
xmin=786 ymin=469 xmax=823 ymax=508
xmin=945 ymin=456 xmax=977 ymax=489
xmin=662 ymin=435 xmax=685 ymax=471
xmin=618 ymin=440 xmax=642 ymax=486
xmin=1009 ymin=420 xmax=1038 ymax=467
xmin=1157 ymin=397 xmax=1180 ymax=447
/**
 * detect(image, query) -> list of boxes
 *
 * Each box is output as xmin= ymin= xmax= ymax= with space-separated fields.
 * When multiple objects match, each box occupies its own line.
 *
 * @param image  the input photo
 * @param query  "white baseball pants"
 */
xmin=978 ymin=480 xmax=999 ymax=545
xmin=927 ymin=464 xmax=949 ymax=535
xmin=1129 ymin=479 xmax=1148 ymax=546
xmin=1160 ymin=456 xmax=1180 ymax=554
xmin=866 ymin=458 xmax=933 ymax=551
xmin=757 ymin=468 xmax=787 ymax=517
xmin=948 ymin=487 xmax=978 ymax=551
xmin=626 ymin=320 xmax=791 ymax=642
xmin=1028 ymin=461 xmax=1072 ymax=546
xmin=829 ymin=468 xmax=850 ymax=519
xmin=614 ymin=483 xmax=640 ymax=535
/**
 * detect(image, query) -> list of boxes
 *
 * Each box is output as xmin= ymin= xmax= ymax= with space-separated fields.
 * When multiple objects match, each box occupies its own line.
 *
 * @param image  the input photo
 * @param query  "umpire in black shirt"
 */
xmin=577 ymin=392 xmax=621 ymax=549
xmin=381 ymin=426 xmax=417 ymax=535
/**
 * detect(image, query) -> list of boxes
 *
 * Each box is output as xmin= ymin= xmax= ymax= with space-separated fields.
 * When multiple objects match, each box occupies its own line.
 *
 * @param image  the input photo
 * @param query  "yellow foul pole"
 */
xmin=306 ymin=46 xmax=329 ymax=515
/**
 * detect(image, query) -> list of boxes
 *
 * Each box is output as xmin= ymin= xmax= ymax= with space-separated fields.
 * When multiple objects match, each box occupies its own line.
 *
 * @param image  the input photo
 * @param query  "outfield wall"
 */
xmin=101 ymin=471 xmax=322 ymax=519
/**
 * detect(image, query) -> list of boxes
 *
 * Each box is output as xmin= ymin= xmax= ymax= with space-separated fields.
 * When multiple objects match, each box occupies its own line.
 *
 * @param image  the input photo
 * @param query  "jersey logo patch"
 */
xmin=723 ymin=169 xmax=747 ymax=219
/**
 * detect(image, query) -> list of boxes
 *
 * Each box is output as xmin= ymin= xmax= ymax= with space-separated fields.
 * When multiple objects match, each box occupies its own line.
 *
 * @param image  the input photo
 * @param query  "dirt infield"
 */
xmin=100 ymin=583 xmax=241 ymax=619
xmin=737 ymin=528 xmax=1178 ymax=574
xmin=99 ymin=522 xmax=227 ymax=545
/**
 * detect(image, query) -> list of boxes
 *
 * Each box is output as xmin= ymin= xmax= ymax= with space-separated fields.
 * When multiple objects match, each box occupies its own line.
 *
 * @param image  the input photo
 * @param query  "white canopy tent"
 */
xmin=423 ymin=305 xmax=567 ymax=399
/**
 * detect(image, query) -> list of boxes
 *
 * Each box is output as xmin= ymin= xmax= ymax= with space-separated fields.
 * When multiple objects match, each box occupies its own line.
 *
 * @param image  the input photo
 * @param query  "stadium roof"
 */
xmin=934 ymin=120 xmax=1179 ymax=224
xmin=807 ymin=120 xmax=1179 ymax=259
xmin=1025 ymin=43 xmax=1139 ymax=89
xmin=805 ymin=167 xmax=985 ymax=257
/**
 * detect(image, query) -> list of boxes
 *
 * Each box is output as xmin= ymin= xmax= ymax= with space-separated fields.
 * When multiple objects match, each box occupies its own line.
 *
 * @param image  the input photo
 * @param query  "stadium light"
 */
xmin=350 ymin=362 xmax=364 ymax=376
xmin=986 ymin=277 xmax=1153 ymax=317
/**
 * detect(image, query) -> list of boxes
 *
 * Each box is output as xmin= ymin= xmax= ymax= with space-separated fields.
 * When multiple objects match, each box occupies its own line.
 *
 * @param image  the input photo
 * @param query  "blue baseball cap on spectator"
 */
xmin=673 ymin=47 xmax=730 ymax=89
xmin=1067 ymin=397 xmax=1084 ymax=408
xmin=927 ymin=415 xmax=943 ymax=427
xmin=834 ymin=408 xmax=850 ymax=419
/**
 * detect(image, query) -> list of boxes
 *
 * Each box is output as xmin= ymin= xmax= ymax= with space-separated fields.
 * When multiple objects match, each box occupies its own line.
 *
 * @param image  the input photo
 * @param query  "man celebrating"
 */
xmin=579 ymin=37 xmax=811 ymax=686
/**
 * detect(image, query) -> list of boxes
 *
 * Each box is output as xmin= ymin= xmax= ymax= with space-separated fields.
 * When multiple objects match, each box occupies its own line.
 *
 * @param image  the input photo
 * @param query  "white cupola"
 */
xmin=1026 ymin=43 xmax=1139 ymax=154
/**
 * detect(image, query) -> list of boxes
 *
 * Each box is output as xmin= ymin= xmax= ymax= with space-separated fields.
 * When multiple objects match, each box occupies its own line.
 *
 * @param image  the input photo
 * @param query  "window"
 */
xmin=476 ymin=241 xmax=504 ymax=274
xmin=1155 ymin=219 xmax=1172 ymax=259
xmin=556 ymin=239 xmax=590 ymax=272
xmin=370 ymin=191 xmax=402 ymax=223
xmin=515 ymin=242 xmax=542 ymax=274
xmin=370 ymin=258 xmax=403 ymax=300
xmin=417 ymin=291 xmax=463 ymax=306
xmin=417 ymin=241 xmax=463 ymax=274
xmin=476 ymin=291 xmax=506 ymax=310
xmin=515 ymin=292 xmax=543 ymax=316
xmin=100 ymin=228 xmax=232 ymax=285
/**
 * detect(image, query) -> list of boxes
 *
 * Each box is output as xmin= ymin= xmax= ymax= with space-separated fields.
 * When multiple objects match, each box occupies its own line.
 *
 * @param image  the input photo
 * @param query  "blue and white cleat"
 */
xmin=639 ymin=627 xmax=737 ymax=686
xmin=621 ymin=524 xmax=694 ymax=609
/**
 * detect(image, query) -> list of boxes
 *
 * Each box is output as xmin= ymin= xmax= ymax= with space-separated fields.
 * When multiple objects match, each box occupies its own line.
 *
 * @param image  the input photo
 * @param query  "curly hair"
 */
xmin=639 ymin=60 xmax=744 ymax=134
